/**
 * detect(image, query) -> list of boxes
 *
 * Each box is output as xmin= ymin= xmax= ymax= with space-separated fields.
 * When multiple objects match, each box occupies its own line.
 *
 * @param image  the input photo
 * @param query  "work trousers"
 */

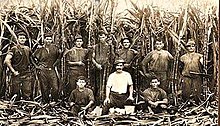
xmin=10 ymin=72 xmax=32 ymax=100
xmin=37 ymin=68 xmax=59 ymax=103
xmin=182 ymin=75 xmax=202 ymax=104
xmin=102 ymin=92 xmax=128 ymax=115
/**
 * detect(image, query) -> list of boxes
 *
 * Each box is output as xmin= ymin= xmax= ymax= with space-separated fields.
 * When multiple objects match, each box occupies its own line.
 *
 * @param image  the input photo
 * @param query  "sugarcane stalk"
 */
xmin=202 ymin=7 xmax=212 ymax=99
xmin=60 ymin=0 xmax=66 ymax=91
xmin=87 ymin=0 xmax=94 ymax=85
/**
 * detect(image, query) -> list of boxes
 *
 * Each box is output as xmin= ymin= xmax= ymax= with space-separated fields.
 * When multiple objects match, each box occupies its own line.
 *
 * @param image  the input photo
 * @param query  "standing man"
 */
xmin=180 ymin=40 xmax=203 ymax=104
xmin=141 ymin=40 xmax=173 ymax=93
xmin=64 ymin=34 xmax=89 ymax=97
xmin=116 ymin=37 xmax=138 ymax=73
xmin=91 ymin=30 xmax=115 ymax=105
xmin=4 ymin=31 xmax=32 ymax=100
xmin=32 ymin=33 xmax=61 ymax=103
xmin=102 ymin=59 xmax=134 ymax=115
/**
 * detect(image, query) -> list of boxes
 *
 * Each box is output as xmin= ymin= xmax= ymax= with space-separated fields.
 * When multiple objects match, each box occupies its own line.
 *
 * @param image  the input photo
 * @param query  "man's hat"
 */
xmin=16 ymin=31 xmax=27 ymax=36
xmin=186 ymin=40 xmax=195 ymax=46
xmin=75 ymin=34 xmax=83 ymax=40
xmin=114 ymin=59 xmax=126 ymax=65
xmin=121 ymin=37 xmax=130 ymax=42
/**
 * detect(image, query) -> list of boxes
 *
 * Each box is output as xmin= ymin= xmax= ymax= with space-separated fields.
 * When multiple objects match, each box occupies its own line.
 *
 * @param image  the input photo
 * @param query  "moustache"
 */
xmin=116 ymin=68 xmax=122 ymax=70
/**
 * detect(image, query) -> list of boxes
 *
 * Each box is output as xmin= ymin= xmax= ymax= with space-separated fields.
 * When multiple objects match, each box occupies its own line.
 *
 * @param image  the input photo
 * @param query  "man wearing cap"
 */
xmin=31 ymin=33 xmax=61 ymax=103
xmin=64 ymin=34 xmax=89 ymax=98
xmin=101 ymin=59 xmax=134 ymax=115
xmin=180 ymin=39 xmax=203 ymax=104
xmin=141 ymin=40 xmax=173 ymax=93
xmin=91 ymin=30 xmax=115 ymax=105
xmin=4 ymin=31 xmax=33 ymax=100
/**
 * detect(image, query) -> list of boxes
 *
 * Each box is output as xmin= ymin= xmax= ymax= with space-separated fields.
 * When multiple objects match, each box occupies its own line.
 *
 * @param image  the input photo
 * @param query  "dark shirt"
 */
xmin=180 ymin=52 xmax=203 ymax=77
xmin=93 ymin=43 xmax=112 ymax=65
xmin=69 ymin=88 xmax=94 ymax=106
xmin=8 ymin=45 xmax=31 ymax=72
xmin=117 ymin=48 xmax=136 ymax=64
xmin=142 ymin=87 xmax=167 ymax=102
xmin=65 ymin=47 xmax=88 ymax=69
xmin=33 ymin=44 xmax=59 ymax=68
xmin=142 ymin=50 xmax=173 ymax=72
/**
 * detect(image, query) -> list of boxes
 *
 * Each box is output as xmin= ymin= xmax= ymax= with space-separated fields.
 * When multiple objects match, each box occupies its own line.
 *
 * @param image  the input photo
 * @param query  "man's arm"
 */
xmin=104 ymin=86 xmax=111 ymax=105
xmin=4 ymin=54 xmax=18 ymax=75
xmin=82 ymin=100 xmax=94 ymax=110
xmin=141 ymin=53 xmax=151 ymax=76
xmin=92 ymin=52 xmax=102 ymax=69
xmin=128 ymin=85 xmax=133 ymax=99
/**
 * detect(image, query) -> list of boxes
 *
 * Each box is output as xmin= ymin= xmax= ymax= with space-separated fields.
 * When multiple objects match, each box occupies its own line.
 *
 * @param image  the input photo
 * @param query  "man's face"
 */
xmin=99 ymin=34 xmax=107 ymax=43
xmin=116 ymin=63 xmax=124 ymax=73
xmin=187 ymin=44 xmax=195 ymax=52
xmin=155 ymin=41 xmax=164 ymax=51
xmin=44 ymin=36 xmax=53 ymax=44
xmin=18 ymin=35 xmax=26 ymax=45
xmin=122 ymin=39 xmax=130 ymax=49
xmin=75 ymin=38 xmax=83 ymax=48
xmin=76 ymin=79 xmax=86 ymax=89
xmin=150 ymin=79 xmax=160 ymax=88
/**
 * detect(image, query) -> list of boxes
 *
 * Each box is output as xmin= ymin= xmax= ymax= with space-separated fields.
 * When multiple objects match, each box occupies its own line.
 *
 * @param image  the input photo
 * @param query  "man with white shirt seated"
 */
xmin=101 ymin=59 xmax=134 ymax=115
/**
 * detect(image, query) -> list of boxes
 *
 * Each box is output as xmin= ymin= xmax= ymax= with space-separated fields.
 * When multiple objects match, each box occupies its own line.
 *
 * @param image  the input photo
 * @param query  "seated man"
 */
xmin=141 ymin=76 xmax=168 ymax=114
xmin=102 ymin=59 xmax=134 ymax=115
xmin=68 ymin=76 xmax=94 ymax=116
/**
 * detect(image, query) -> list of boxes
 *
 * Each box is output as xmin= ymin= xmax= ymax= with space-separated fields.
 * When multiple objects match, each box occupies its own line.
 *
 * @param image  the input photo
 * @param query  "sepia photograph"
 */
xmin=0 ymin=0 xmax=219 ymax=125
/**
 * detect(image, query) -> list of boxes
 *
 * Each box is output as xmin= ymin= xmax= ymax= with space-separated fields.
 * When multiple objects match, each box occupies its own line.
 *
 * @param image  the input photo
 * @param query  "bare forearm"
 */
xmin=106 ymin=86 xmax=111 ymax=99
xmin=141 ymin=64 xmax=147 ymax=75
xmin=156 ymin=99 xmax=168 ymax=104
xmin=4 ymin=56 xmax=16 ymax=73
xmin=85 ymin=100 xmax=94 ymax=109
xmin=129 ymin=85 xmax=133 ymax=97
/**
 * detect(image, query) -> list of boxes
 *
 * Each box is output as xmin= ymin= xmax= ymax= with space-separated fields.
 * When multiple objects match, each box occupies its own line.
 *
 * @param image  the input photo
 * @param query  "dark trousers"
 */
xmin=102 ymin=92 xmax=128 ymax=115
xmin=153 ymin=71 xmax=169 ymax=94
xmin=10 ymin=72 xmax=32 ymax=100
xmin=37 ymin=69 xmax=59 ymax=103
xmin=70 ymin=104 xmax=94 ymax=116
xmin=182 ymin=76 xmax=202 ymax=104
xmin=65 ymin=67 xmax=86 ymax=97
xmin=91 ymin=65 xmax=110 ymax=105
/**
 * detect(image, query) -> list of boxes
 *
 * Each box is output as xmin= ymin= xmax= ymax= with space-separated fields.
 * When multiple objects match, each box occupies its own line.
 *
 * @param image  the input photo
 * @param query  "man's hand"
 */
xmin=78 ymin=61 xmax=85 ymax=66
xmin=127 ymin=95 xmax=134 ymax=101
xmin=81 ymin=106 xmax=88 ymax=110
xmin=150 ymin=101 xmax=159 ymax=108
xmin=13 ymin=71 xmax=19 ymax=76
xmin=96 ymin=63 xmax=102 ymax=70
xmin=145 ymin=73 xmax=151 ymax=78
xmin=160 ymin=104 xmax=167 ymax=108
xmin=104 ymin=98 xmax=110 ymax=105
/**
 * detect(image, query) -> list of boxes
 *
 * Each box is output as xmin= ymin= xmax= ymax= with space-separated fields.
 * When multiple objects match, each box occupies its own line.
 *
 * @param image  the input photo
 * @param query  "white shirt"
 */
xmin=107 ymin=71 xmax=133 ymax=94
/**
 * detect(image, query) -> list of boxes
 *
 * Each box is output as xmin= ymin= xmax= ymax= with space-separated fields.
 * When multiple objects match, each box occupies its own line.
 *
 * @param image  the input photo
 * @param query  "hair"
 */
xmin=77 ymin=76 xmax=87 ymax=82
xmin=150 ymin=75 xmax=159 ymax=82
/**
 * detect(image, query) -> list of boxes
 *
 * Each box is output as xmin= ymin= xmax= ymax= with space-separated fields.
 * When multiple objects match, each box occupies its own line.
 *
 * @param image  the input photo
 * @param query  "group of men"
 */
xmin=2 ymin=29 xmax=204 ymax=116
